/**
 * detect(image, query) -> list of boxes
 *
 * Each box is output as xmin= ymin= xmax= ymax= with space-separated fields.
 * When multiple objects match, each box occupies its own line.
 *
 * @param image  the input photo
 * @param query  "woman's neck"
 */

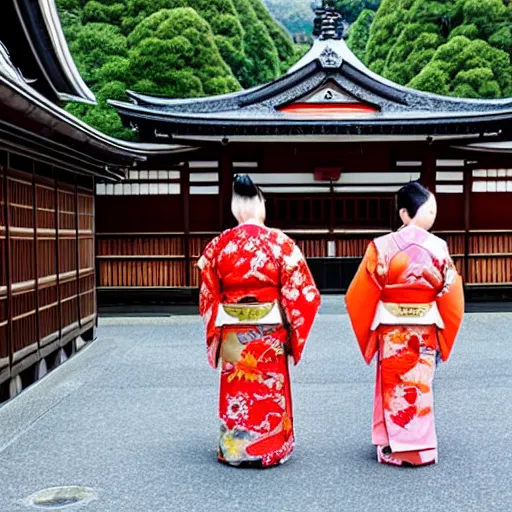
xmin=240 ymin=218 xmax=265 ymax=227
xmin=400 ymin=222 xmax=427 ymax=231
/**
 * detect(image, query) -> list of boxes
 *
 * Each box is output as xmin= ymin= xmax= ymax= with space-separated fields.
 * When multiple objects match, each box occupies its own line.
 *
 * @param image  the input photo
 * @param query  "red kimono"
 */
xmin=346 ymin=225 xmax=464 ymax=466
xmin=199 ymin=223 xmax=321 ymax=467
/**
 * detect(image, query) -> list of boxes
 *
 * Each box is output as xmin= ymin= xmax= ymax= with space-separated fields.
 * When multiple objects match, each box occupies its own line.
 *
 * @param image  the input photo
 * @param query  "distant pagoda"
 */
xmin=313 ymin=0 xmax=346 ymax=40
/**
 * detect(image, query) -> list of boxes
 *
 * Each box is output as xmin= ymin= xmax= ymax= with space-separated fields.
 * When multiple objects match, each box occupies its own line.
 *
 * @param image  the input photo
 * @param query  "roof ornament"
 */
xmin=313 ymin=0 xmax=346 ymax=41
xmin=319 ymin=47 xmax=343 ymax=68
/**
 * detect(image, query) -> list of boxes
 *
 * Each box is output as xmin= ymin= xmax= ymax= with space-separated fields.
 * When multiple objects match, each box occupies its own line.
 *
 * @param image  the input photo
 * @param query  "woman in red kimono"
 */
xmin=198 ymin=174 xmax=321 ymax=468
xmin=346 ymin=182 xmax=464 ymax=467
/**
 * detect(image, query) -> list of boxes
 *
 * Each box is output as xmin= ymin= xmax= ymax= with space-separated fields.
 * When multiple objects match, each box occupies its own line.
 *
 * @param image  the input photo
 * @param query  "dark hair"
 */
xmin=396 ymin=181 xmax=431 ymax=219
xmin=233 ymin=174 xmax=263 ymax=200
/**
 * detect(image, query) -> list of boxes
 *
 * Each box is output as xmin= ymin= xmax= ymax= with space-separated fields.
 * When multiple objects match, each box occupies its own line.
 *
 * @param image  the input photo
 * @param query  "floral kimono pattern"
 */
xmin=199 ymin=224 xmax=321 ymax=467
xmin=345 ymin=225 xmax=464 ymax=466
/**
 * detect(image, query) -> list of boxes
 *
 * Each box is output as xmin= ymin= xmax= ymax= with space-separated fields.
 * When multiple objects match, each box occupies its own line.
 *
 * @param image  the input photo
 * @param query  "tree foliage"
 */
xmin=358 ymin=0 xmax=512 ymax=98
xmin=56 ymin=0 xmax=302 ymax=138
xmin=347 ymin=9 xmax=375 ymax=63
xmin=335 ymin=0 xmax=381 ymax=24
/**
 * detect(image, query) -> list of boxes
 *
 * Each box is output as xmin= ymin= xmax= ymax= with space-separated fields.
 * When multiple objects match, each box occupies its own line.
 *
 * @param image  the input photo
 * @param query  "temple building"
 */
xmin=0 ymin=0 xmax=189 ymax=400
xmin=103 ymin=1 xmax=512 ymax=304
xmin=2 ymin=0 xmax=512 ymax=400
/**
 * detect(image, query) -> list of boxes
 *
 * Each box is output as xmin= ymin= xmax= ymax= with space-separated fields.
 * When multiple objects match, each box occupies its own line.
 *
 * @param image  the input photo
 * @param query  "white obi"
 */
xmin=370 ymin=301 xmax=444 ymax=331
xmin=215 ymin=301 xmax=283 ymax=327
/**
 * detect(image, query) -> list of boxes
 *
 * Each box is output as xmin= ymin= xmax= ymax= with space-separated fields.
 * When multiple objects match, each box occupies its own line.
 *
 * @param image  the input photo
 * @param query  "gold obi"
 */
xmin=215 ymin=301 xmax=283 ymax=326
xmin=383 ymin=302 xmax=434 ymax=318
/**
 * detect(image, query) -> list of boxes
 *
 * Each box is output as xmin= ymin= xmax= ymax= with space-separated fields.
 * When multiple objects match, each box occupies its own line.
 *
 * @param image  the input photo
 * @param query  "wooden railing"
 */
xmin=95 ymin=229 xmax=512 ymax=291
xmin=97 ymin=230 xmax=512 ymax=290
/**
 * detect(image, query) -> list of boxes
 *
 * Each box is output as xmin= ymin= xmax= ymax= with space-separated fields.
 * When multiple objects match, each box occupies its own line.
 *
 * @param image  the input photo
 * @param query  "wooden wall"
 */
xmin=95 ymin=159 xmax=512 ymax=301
xmin=96 ymin=195 xmax=512 ymax=293
xmin=0 ymin=158 xmax=96 ymax=400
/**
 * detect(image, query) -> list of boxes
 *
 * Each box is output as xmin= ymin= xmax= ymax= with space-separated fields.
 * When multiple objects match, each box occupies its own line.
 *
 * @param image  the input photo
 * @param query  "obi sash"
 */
xmin=215 ymin=301 xmax=283 ymax=327
xmin=371 ymin=301 xmax=444 ymax=330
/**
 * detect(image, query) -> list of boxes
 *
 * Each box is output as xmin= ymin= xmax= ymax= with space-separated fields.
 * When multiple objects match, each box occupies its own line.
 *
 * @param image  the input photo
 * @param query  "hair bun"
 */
xmin=233 ymin=174 xmax=258 ymax=198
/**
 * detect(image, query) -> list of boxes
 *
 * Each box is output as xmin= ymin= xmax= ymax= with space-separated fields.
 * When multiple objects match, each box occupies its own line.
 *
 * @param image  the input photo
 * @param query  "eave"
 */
xmin=109 ymin=39 xmax=512 ymax=144
xmin=7 ymin=0 xmax=96 ymax=104
xmin=0 ymin=52 xmax=197 ymax=179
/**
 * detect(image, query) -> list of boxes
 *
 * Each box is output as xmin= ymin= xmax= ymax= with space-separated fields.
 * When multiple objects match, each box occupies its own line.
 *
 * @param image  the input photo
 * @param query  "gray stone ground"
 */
xmin=1 ymin=296 xmax=511 ymax=512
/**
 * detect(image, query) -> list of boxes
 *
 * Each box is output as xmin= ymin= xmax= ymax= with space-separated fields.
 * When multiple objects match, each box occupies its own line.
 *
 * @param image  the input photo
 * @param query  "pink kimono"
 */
xmin=346 ymin=225 xmax=464 ymax=466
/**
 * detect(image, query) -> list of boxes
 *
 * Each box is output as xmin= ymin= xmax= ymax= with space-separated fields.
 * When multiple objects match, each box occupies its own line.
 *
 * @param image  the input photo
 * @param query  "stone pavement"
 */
xmin=1 ymin=296 xmax=511 ymax=512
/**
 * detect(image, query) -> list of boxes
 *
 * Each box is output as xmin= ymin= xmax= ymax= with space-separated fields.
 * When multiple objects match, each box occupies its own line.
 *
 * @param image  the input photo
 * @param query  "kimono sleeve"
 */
xmin=198 ymin=235 xmax=223 ymax=369
xmin=279 ymin=241 xmax=321 ymax=365
xmin=436 ymin=249 xmax=464 ymax=362
xmin=345 ymin=242 xmax=382 ymax=364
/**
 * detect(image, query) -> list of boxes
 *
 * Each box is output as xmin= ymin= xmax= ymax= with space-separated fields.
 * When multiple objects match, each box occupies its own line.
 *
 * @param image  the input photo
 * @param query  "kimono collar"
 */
xmin=240 ymin=219 xmax=266 ymax=228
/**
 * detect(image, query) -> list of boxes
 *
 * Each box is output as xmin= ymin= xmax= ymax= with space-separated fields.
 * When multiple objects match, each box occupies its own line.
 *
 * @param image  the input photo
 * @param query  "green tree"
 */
xmin=249 ymin=0 xmax=295 ymax=67
xmin=55 ymin=0 xmax=315 ymax=138
xmin=408 ymin=36 xmax=512 ymax=97
xmin=347 ymin=9 xmax=375 ymax=63
xmin=335 ymin=0 xmax=381 ymax=24
xmin=461 ymin=0 xmax=508 ymax=39
xmin=70 ymin=23 xmax=128 ymax=84
xmin=128 ymin=8 xmax=240 ymax=96
xmin=82 ymin=0 xmax=126 ymax=24
xmin=365 ymin=0 xmax=415 ymax=74
xmin=232 ymin=0 xmax=280 ymax=86
xmin=408 ymin=65 xmax=450 ymax=95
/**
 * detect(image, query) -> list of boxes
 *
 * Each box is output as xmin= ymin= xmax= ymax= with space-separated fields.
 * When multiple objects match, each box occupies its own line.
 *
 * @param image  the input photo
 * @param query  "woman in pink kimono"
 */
xmin=198 ymin=174 xmax=321 ymax=468
xmin=345 ymin=182 xmax=464 ymax=467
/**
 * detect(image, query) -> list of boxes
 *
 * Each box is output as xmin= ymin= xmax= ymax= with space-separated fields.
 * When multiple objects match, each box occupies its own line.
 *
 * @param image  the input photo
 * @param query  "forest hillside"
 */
xmin=57 ymin=0 xmax=305 ymax=137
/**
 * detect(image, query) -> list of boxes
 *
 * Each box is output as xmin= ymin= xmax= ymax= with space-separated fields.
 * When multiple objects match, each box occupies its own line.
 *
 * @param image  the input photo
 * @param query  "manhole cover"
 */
xmin=25 ymin=487 xmax=98 ymax=509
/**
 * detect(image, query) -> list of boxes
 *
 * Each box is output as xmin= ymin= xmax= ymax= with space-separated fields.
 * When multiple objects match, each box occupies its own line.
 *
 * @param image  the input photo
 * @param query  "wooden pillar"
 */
xmin=219 ymin=150 xmax=233 ymax=231
xmin=92 ymin=177 xmax=99 ymax=326
xmin=74 ymin=178 xmax=81 ymax=329
xmin=421 ymin=150 xmax=436 ymax=193
xmin=54 ymin=171 xmax=62 ymax=340
xmin=329 ymin=180 xmax=336 ymax=257
xmin=463 ymin=162 xmax=472 ymax=284
xmin=3 ymin=160 xmax=12 ymax=370
xmin=32 ymin=163 xmax=41 ymax=352
xmin=181 ymin=163 xmax=191 ymax=287
xmin=391 ymin=157 xmax=399 ymax=231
